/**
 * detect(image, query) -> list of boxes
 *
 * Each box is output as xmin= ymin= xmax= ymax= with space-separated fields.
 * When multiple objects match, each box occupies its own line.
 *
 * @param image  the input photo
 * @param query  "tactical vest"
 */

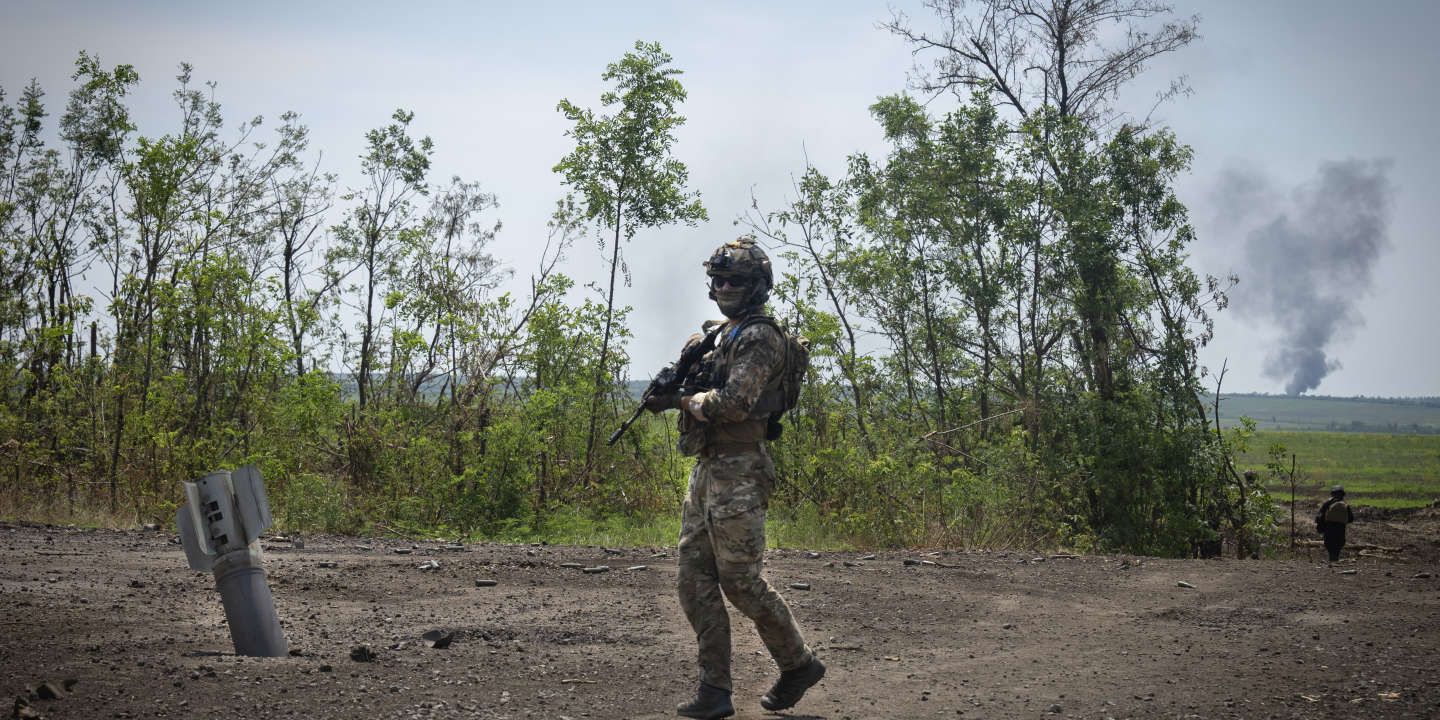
xmin=677 ymin=317 xmax=786 ymax=455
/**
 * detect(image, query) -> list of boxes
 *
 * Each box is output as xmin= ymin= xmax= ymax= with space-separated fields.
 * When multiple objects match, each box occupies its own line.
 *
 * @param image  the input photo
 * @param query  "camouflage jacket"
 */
xmin=677 ymin=316 xmax=785 ymax=455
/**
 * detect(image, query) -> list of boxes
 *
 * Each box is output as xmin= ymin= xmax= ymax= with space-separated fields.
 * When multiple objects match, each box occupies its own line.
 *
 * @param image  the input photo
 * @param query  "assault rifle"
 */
xmin=607 ymin=324 xmax=721 ymax=446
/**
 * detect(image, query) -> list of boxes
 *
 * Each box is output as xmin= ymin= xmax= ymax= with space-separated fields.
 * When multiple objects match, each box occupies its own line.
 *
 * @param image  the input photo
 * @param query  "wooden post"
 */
xmin=1288 ymin=453 xmax=1297 ymax=549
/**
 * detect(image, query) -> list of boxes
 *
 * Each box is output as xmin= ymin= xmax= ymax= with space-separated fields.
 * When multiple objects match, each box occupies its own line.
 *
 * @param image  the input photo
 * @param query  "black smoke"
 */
xmin=1224 ymin=160 xmax=1393 ymax=395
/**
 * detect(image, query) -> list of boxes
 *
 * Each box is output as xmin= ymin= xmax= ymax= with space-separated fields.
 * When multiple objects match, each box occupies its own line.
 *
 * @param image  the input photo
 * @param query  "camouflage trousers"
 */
xmin=677 ymin=446 xmax=811 ymax=691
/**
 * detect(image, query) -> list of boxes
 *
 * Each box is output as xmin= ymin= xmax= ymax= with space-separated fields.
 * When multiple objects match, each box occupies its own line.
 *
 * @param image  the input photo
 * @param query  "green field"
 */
xmin=1236 ymin=430 xmax=1440 ymax=509
xmin=1211 ymin=393 xmax=1440 ymax=433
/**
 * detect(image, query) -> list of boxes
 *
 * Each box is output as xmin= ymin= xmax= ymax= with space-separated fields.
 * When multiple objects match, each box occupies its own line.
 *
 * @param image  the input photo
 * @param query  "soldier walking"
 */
xmin=1316 ymin=485 xmax=1354 ymax=562
xmin=643 ymin=237 xmax=825 ymax=719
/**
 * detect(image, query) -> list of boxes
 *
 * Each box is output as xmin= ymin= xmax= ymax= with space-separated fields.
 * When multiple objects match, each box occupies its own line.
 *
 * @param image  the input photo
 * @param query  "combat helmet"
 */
xmin=704 ymin=235 xmax=772 ymax=316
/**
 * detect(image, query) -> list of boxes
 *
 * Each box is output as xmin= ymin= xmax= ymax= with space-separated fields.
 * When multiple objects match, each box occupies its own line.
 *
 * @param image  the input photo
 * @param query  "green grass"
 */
xmin=1236 ymin=430 xmax=1440 ymax=509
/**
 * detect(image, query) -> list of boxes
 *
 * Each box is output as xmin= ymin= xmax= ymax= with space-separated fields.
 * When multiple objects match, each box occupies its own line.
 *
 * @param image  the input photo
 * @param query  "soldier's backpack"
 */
xmin=1324 ymin=500 xmax=1350 ymax=524
xmin=729 ymin=315 xmax=810 ymax=438
xmin=1315 ymin=498 xmax=1352 ymax=534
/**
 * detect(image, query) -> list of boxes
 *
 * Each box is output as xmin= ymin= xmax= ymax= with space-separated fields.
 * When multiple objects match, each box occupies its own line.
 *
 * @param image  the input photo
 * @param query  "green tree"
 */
xmin=388 ymin=176 xmax=504 ymax=407
xmin=745 ymin=166 xmax=878 ymax=456
xmin=329 ymin=109 xmax=433 ymax=411
xmin=267 ymin=113 xmax=336 ymax=377
xmin=553 ymin=40 xmax=707 ymax=476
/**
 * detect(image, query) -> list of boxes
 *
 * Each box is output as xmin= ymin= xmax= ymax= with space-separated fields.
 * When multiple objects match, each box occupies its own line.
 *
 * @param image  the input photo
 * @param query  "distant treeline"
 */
xmin=2 ymin=4 xmax=1283 ymax=556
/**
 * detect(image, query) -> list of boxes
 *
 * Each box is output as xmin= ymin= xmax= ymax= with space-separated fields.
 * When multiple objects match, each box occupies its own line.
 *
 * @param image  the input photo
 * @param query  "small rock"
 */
xmin=416 ymin=559 xmax=441 ymax=572
xmin=474 ymin=579 xmax=498 ymax=587
xmin=421 ymin=630 xmax=454 ymax=649
xmin=903 ymin=558 xmax=921 ymax=566
xmin=1048 ymin=703 xmax=1063 ymax=714
xmin=354 ymin=544 xmax=372 ymax=551
xmin=1413 ymin=572 xmax=1432 ymax=579
xmin=859 ymin=553 xmax=876 ymax=561
xmin=30 ymin=682 xmax=64 ymax=699
xmin=626 ymin=565 xmax=648 ymax=572
xmin=142 ymin=523 xmax=161 ymax=532
xmin=318 ymin=664 xmax=333 ymax=673
xmin=1002 ymin=623 xmax=1015 ymax=630
xmin=804 ymin=551 xmax=821 ymax=559
xmin=317 ymin=561 xmax=338 ymax=569
xmin=350 ymin=645 xmax=375 ymax=662
xmin=842 ymin=560 xmax=862 ymax=567
xmin=392 ymin=548 xmax=412 ymax=555
xmin=13 ymin=697 xmax=40 ymax=719
xmin=560 ymin=562 xmax=585 ymax=569
xmin=582 ymin=566 xmax=610 ymax=574
xmin=789 ymin=582 xmax=811 ymax=591
xmin=1176 ymin=580 xmax=1195 ymax=588
xmin=602 ymin=547 xmax=624 ymax=555
xmin=128 ymin=580 xmax=146 ymax=589
xmin=1338 ymin=569 xmax=1358 ymax=575
xmin=31 ymin=682 xmax=63 ymax=700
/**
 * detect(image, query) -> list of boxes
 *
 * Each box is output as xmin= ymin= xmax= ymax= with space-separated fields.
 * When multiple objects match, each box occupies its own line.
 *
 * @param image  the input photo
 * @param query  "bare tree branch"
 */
xmin=885 ymin=0 xmax=1198 ymax=123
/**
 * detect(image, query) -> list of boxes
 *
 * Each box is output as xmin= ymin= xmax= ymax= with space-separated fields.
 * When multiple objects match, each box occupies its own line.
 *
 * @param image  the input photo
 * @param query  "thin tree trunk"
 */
xmin=584 ymin=197 xmax=624 ymax=478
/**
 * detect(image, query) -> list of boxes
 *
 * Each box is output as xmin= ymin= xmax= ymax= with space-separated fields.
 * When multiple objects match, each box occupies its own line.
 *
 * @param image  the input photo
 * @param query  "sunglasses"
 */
xmin=710 ymin=276 xmax=752 ymax=290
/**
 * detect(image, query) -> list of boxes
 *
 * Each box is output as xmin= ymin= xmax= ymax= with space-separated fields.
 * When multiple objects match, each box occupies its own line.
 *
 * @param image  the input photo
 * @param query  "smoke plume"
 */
xmin=1223 ymin=159 xmax=1393 ymax=395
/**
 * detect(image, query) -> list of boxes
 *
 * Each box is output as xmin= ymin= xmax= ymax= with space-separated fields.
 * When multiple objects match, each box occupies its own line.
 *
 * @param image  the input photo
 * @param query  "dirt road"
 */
xmin=2 ymin=512 xmax=1437 ymax=719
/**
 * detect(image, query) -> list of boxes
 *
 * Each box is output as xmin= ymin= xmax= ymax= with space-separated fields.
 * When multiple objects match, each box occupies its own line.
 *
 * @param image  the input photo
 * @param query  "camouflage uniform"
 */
xmin=676 ymin=317 xmax=812 ymax=692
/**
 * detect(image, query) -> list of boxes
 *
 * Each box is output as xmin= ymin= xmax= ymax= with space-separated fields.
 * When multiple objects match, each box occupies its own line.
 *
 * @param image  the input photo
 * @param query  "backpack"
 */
xmin=1324 ymin=500 xmax=1350 ymax=524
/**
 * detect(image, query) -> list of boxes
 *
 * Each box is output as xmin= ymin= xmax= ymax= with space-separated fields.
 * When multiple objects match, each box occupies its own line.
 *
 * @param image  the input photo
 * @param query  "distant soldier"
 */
xmin=643 ymin=236 xmax=824 ymax=719
xmin=1316 ymin=486 xmax=1354 ymax=562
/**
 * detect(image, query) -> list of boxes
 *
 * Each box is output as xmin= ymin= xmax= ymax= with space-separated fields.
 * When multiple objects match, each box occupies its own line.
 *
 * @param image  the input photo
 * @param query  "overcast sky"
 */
xmin=4 ymin=0 xmax=1437 ymax=396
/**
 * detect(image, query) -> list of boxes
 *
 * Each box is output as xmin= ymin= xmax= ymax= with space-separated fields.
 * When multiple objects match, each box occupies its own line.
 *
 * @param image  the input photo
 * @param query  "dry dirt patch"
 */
xmin=2 ymin=519 xmax=1437 ymax=719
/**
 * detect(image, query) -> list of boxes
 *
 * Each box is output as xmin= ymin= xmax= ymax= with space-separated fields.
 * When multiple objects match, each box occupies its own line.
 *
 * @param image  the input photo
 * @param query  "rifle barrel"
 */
xmin=607 ymin=405 xmax=646 ymax=446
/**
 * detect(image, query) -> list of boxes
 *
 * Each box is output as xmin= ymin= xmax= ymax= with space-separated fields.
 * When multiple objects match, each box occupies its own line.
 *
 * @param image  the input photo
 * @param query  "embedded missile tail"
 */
xmin=175 ymin=465 xmax=289 ymax=657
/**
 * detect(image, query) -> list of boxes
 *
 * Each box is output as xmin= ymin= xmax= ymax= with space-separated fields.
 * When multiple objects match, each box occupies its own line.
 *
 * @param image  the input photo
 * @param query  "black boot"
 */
xmin=760 ymin=656 xmax=826 ymax=711
xmin=677 ymin=682 xmax=734 ymax=719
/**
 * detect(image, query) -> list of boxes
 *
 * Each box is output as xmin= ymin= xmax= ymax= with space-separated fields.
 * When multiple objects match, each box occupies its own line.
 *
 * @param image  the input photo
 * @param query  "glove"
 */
xmin=643 ymin=393 xmax=679 ymax=414
xmin=683 ymin=393 xmax=709 ymax=422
